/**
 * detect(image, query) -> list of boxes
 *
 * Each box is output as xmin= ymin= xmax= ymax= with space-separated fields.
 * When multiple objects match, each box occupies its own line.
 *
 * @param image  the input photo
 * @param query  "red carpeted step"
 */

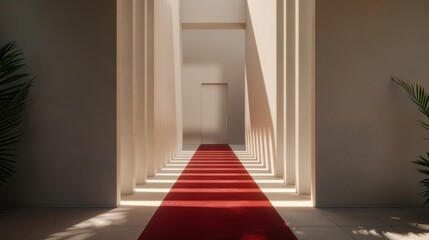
xmin=138 ymin=144 xmax=298 ymax=240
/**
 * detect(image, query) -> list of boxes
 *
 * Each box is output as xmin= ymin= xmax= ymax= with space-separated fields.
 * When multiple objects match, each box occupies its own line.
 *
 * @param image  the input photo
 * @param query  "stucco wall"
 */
xmin=0 ymin=0 xmax=117 ymax=207
xmin=316 ymin=0 xmax=429 ymax=207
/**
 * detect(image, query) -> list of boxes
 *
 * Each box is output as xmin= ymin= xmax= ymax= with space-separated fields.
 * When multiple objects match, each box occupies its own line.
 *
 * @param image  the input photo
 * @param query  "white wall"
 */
xmin=153 ymin=0 xmax=182 ymax=171
xmin=182 ymin=30 xmax=245 ymax=145
xmin=245 ymin=0 xmax=280 ymax=176
xmin=316 ymin=0 xmax=429 ymax=207
xmin=181 ymin=0 xmax=246 ymax=23
xmin=0 ymin=0 xmax=117 ymax=207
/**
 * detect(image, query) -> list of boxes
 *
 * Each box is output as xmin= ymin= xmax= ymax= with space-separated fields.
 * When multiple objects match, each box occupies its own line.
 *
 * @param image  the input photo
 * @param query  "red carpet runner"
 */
xmin=138 ymin=144 xmax=298 ymax=240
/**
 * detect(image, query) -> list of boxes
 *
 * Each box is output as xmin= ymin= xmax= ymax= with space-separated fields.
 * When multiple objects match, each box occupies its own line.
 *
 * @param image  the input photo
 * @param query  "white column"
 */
xmin=118 ymin=0 xmax=135 ymax=195
xmin=285 ymin=0 xmax=296 ymax=185
xmin=133 ymin=0 xmax=147 ymax=185
xmin=296 ymin=0 xmax=315 ymax=195
xmin=276 ymin=0 xmax=286 ymax=179
xmin=145 ymin=0 xmax=155 ymax=178
xmin=172 ymin=0 xmax=183 ymax=158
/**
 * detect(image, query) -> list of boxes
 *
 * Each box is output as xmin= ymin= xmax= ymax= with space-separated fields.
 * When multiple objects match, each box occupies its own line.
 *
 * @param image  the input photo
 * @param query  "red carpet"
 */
xmin=138 ymin=144 xmax=298 ymax=240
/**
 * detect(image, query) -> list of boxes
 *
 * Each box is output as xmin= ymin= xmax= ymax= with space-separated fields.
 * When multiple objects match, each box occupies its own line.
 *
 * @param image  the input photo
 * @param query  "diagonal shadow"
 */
xmin=245 ymin=7 xmax=277 ymax=175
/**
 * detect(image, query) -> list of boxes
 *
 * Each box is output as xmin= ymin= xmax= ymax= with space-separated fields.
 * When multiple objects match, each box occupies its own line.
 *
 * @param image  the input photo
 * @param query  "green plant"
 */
xmin=392 ymin=77 xmax=429 ymax=205
xmin=0 ymin=42 xmax=33 ymax=185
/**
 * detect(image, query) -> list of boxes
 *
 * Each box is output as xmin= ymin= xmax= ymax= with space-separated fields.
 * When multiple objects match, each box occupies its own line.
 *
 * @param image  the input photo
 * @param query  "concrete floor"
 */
xmin=1 ymin=148 xmax=428 ymax=240
xmin=1 ymin=206 xmax=428 ymax=239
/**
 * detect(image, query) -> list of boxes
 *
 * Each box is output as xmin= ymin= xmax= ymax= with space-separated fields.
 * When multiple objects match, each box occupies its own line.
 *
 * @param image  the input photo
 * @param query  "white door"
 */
xmin=201 ymin=84 xmax=228 ymax=144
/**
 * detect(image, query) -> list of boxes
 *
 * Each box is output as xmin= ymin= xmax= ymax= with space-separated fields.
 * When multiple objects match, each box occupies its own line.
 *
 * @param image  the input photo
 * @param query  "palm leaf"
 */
xmin=392 ymin=78 xmax=429 ymax=120
xmin=393 ymin=78 xmax=429 ymax=205
xmin=0 ymin=41 xmax=33 ymax=185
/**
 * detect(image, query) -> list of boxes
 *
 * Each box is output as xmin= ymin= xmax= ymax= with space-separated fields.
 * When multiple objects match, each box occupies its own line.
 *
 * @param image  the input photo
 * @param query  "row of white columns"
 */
xmin=243 ymin=0 xmax=314 ymax=198
xmin=117 ymin=0 xmax=182 ymax=199
xmin=277 ymin=0 xmax=315 ymax=197
xmin=117 ymin=0 xmax=155 ymax=197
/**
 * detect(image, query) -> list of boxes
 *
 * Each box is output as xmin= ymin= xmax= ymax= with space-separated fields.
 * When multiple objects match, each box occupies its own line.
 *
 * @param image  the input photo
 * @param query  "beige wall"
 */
xmin=182 ymin=30 xmax=245 ymax=145
xmin=245 ymin=0 xmax=281 ymax=176
xmin=180 ymin=0 xmax=246 ymax=23
xmin=316 ymin=0 xmax=429 ymax=207
xmin=0 ymin=0 xmax=117 ymax=207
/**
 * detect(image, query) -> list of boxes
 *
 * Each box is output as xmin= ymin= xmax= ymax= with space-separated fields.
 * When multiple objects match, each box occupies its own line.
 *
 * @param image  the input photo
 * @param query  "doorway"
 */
xmin=181 ymin=29 xmax=245 ymax=146
xmin=201 ymin=84 xmax=228 ymax=144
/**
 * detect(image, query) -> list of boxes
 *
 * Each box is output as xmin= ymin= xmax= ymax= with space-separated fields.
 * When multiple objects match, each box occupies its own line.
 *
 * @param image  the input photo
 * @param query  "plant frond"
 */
xmin=392 ymin=78 xmax=429 ymax=121
xmin=0 ymin=41 xmax=33 ymax=185
xmin=411 ymin=152 xmax=429 ymax=205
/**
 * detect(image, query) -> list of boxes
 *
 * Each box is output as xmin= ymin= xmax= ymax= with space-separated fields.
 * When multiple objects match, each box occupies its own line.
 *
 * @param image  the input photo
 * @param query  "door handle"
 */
xmin=225 ymin=115 xmax=228 ymax=129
